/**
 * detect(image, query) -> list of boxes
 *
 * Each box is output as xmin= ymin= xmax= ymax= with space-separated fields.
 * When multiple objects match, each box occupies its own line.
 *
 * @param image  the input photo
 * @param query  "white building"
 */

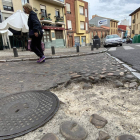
xmin=120 ymin=19 xmax=129 ymax=26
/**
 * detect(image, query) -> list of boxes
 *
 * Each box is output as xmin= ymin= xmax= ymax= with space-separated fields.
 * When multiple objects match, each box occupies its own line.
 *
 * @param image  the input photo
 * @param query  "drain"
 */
xmin=0 ymin=90 xmax=59 ymax=140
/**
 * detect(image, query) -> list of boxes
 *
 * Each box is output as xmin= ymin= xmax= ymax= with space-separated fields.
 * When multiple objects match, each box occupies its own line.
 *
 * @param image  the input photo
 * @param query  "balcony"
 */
xmin=40 ymin=0 xmax=65 ymax=7
xmin=133 ymin=19 xmax=135 ymax=23
xmin=54 ymin=16 xmax=65 ymax=25
xmin=40 ymin=13 xmax=53 ymax=24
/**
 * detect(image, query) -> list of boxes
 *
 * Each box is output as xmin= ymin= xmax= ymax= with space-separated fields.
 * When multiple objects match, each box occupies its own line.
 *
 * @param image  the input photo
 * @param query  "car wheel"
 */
xmin=104 ymin=45 xmax=107 ymax=47
xmin=120 ymin=44 xmax=122 ymax=46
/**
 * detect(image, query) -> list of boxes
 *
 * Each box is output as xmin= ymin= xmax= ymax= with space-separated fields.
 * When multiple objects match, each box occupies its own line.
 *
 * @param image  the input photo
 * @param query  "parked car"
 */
xmin=103 ymin=34 xmax=123 ymax=47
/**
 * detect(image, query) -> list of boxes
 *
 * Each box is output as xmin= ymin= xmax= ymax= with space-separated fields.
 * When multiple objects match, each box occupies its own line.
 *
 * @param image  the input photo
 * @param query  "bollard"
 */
xmin=91 ymin=44 xmax=94 ymax=51
xmin=76 ymin=45 xmax=79 ymax=53
xmin=13 ymin=47 xmax=18 ymax=57
xmin=51 ymin=46 xmax=55 ymax=55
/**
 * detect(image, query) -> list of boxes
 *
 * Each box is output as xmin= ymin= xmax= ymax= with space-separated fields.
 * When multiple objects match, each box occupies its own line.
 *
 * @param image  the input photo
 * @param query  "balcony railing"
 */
xmin=54 ymin=16 xmax=64 ymax=22
xmin=40 ymin=13 xmax=52 ymax=21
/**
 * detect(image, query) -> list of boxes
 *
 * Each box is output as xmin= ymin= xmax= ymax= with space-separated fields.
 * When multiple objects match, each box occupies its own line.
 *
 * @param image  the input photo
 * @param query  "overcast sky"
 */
xmin=87 ymin=0 xmax=140 ymax=25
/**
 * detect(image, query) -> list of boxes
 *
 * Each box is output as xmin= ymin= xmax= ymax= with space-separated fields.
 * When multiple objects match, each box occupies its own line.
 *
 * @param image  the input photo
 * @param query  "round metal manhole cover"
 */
xmin=0 ymin=90 xmax=59 ymax=140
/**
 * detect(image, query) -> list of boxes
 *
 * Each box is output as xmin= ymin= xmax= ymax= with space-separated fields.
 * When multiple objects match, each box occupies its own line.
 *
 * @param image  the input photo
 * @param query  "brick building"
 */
xmin=65 ymin=0 xmax=89 ymax=47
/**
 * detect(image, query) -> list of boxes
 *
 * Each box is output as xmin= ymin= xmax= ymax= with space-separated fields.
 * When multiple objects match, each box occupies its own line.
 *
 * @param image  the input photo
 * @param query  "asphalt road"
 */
xmin=107 ymin=43 xmax=140 ymax=72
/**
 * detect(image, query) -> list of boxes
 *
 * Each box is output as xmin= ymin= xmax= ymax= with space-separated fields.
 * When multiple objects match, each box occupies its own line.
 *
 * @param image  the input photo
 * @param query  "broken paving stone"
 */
xmin=89 ymin=76 xmax=95 ymax=81
xmin=138 ymin=86 xmax=140 ymax=91
xmin=97 ymin=131 xmax=110 ymax=140
xmin=129 ymin=82 xmax=137 ymax=88
xmin=120 ymin=72 xmax=124 ymax=76
xmin=60 ymin=121 xmax=87 ymax=140
xmin=114 ymin=80 xmax=123 ymax=88
xmin=41 ymin=133 xmax=59 ymax=140
xmin=83 ymin=83 xmax=92 ymax=89
xmin=125 ymin=74 xmax=135 ymax=80
xmin=115 ymin=134 xmax=136 ymax=140
xmin=90 ymin=114 xmax=108 ymax=129
xmin=100 ymin=75 xmax=106 ymax=79
xmin=71 ymin=75 xmax=82 ymax=79
xmin=107 ymin=73 xmax=114 ymax=76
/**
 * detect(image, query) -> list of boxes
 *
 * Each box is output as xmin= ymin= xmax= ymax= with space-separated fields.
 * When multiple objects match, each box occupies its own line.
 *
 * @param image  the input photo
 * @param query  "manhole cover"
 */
xmin=0 ymin=90 xmax=59 ymax=140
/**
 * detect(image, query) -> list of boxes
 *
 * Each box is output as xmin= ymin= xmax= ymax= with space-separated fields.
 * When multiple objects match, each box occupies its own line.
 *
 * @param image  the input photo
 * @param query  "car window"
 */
xmin=106 ymin=35 xmax=120 ymax=39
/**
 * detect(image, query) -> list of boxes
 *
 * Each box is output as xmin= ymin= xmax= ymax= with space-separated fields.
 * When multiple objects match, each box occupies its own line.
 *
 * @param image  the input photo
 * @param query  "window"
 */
xmin=3 ymin=5 xmax=13 ymax=11
xmin=137 ymin=13 xmax=138 ymax=19
xmin=55 ymin=9 xmax=60 ymax=17
xmin=22 ymin=0 xmax=29 ymax=5
xmin=55 ymin=30 xmax=63 ymax=39
xmin=5 ymin=17 xmax=8 ymax=20
xmin=66 ymin=3 xmax=71 ymax=14
xmin=79 ymin=6 xmax=84 ymax=15
xmin=67 ymin=20 xmax=72 ymax=30
xmin=85 ymin=9 xmax=87 ymax=17
xmin=43 ymin=30 xmax=50 ymax=42
xmin=2 ymin=0 xmax=13 ymax=11
xmin=80 ymin=21 xmax=84 ymax=30
xmin=40 ymin=5 xmax=47 ymax=18
xmin=86 ymin=23 xmax=88 ymax=30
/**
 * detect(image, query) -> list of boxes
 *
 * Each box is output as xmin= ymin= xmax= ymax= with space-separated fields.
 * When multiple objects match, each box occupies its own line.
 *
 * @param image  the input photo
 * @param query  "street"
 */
xmin=0 ymin=52 xmax=140 ymax=140
xmin=107 ymin=43 xmax=140 ymax=72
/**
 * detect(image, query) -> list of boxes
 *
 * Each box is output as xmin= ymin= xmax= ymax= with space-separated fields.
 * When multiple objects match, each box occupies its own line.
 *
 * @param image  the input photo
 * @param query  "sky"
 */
xmin=87 ymin=0 xmax=140 ymax=25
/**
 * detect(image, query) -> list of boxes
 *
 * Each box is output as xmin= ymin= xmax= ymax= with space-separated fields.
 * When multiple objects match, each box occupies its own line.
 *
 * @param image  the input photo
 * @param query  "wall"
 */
xmin=110 ymin=20 xmax=118 ymax=35
xmin=30 ymin=0 xmax=64 ymax=23
xmin=12 ymin=0 xmax=23 ymax=12
xmin=75 ymin=0 xmax=85 ymax=34
xmin=89 ymin=16 xmax=110 ymax=27
xmin=131 ymin=10 xmax=140 ymax=37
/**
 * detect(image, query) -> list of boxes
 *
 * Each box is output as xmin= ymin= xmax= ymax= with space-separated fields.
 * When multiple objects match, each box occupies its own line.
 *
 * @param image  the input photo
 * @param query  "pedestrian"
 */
xmin=23 ymin=3 xmax=45 ymax=63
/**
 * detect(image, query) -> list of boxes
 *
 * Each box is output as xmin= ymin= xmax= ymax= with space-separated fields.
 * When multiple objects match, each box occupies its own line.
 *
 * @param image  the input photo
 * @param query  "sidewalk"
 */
xmin=0 ymin=46 xmax=106 ymax=61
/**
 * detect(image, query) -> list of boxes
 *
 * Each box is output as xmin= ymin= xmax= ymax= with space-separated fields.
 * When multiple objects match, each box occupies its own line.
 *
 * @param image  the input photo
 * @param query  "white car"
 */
xmin=104 ymin=34 xmax=123 ymax=47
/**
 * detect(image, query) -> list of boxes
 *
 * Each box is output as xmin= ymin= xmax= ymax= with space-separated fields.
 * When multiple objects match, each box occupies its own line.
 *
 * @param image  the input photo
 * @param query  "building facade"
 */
xmin=89 ymin=26 xmax=109 ymax=43
xmin=120 ymin=19 xmax=129 ymax=26
xmin=129 ymin=7 xmax=140 ymax=38
xmin=89 ymin=15 xmax=119 ymax=35
xmin=65 ymin=0 xmax=89 ymax=47
xmin=0 ymin=0 xmax=66 ymax=48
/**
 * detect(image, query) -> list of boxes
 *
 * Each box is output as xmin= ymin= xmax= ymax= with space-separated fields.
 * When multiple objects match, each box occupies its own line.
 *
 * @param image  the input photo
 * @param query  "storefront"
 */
xmin=42 ymin=25 xmax=65 ymax=48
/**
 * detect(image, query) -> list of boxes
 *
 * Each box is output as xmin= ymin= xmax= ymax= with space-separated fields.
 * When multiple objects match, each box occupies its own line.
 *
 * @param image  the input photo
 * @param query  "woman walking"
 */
xmin=23 ymin=3 xmax=45 ymax=63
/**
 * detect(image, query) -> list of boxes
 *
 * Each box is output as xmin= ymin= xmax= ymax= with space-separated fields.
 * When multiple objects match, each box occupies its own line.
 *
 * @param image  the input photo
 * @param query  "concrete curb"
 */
xmin=106 ymin=52 xmax=140 ymax=80
xmin=0 ymin=49 xmax=107 ymax=63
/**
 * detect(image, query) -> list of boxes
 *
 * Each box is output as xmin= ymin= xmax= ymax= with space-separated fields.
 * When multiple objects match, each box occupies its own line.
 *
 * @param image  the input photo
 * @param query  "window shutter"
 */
xmin=68 ymin=20 xmax=72 ymax=30
xmin=2 ymin=0 xmax=13 ymax=7
xmin=79 ymin=6 xmax=83 ymax=14
xmin=80 ymin=22 xmax=84 ymax=29
xmin=85 ymin=9 xmax=87 ymax=17
xmin=66 ymin=3 xmax=70 ymax=12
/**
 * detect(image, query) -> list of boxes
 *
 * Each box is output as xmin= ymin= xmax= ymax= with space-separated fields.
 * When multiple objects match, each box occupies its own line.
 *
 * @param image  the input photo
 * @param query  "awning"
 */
xmin=42 ymin=26 xmax=65 ymax=30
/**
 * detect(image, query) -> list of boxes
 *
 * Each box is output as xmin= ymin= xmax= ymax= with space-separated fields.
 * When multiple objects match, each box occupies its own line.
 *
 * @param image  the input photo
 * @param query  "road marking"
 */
xmin=123 ymin=46 xmax=134 ymax=50
xmin=136 ymin=45 xmax=140 ymax=47
xmin=108 ymin=47 xmax=117 ymax=51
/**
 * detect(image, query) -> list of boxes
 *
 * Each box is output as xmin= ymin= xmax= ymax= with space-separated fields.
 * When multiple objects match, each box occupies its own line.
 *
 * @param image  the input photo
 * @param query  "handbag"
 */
xmin=28 ymin=40 xmax=45 ymax=52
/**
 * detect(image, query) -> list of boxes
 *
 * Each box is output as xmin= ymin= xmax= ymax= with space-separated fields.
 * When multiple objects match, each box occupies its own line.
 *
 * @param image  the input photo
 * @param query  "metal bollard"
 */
xmin=51 ymin=46 xmax=55 ymax=55
xmin=13 ymin=47 xmax=18 ymax=57
xmin=76 ymin=45 xmax=79 ymax=53
xmin=91 ymin=44 xmax=94 ymax=51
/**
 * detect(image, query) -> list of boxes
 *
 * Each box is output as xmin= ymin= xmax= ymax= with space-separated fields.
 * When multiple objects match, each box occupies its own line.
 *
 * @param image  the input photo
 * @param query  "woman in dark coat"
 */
xmin=23 ymin=3 xmax=45 ymax=63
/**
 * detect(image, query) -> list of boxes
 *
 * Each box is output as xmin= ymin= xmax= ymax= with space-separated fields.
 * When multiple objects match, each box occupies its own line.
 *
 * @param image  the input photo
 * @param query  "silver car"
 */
xmin=103 ymin=34 xmax=122 ymax=47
